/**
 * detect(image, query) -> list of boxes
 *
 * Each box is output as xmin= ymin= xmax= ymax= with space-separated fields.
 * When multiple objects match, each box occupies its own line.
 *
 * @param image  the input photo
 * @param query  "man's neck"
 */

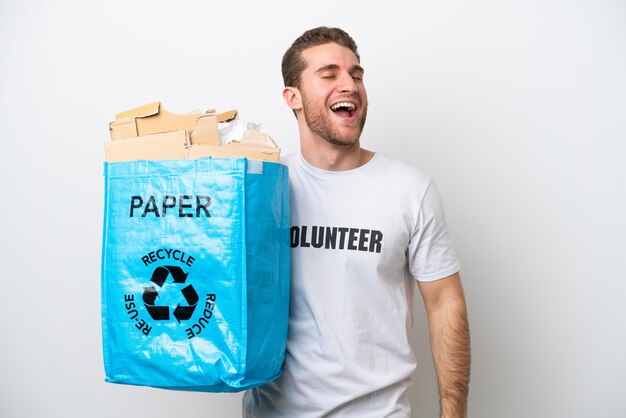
xmin=300 ymin=138 xmax=374 ymax=172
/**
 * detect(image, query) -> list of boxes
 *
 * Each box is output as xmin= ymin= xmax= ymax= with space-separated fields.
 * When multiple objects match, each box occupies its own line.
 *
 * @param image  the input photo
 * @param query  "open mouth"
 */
xmin=330 ymin=101 xmax=356 ymax=118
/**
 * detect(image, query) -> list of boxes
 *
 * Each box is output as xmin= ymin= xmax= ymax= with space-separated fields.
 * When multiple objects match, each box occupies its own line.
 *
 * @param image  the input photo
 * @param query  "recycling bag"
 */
xmin=101 ymin=157 xmax=290 ymax=392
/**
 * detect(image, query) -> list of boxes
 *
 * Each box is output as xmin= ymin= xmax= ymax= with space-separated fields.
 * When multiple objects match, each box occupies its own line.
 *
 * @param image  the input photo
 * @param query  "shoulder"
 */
xmin=372 ymin=153 xmax=433 ymax=189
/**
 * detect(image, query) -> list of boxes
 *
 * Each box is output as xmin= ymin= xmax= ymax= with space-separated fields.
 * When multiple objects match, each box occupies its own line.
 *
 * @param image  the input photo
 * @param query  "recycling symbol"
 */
xmin=143 ymin=265 xmax=199 ymax=323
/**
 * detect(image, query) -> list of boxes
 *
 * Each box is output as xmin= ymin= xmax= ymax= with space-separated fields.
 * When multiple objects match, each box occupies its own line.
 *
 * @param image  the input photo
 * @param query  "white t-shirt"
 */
xmin=243 ymin=152 xmax=460 ymax=417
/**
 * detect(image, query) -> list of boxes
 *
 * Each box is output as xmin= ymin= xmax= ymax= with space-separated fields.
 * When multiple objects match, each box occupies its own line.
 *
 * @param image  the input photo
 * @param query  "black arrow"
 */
xmin=146 ymin=305 xmax=169 ymax=320
xmin=173 ymin=305 xmax=195 ymax=323
xmin=166 ymin=266 xmax=189 ymax=283
xmin=181 ymin=284 xmax=199 ymax=305
xmin=150 ymin=266 xmax=170 ymax=287
xmin=172 ymin=285 xmax=199 ymax=323
xmin=142 ymin=287 xmax=169 ymax=320
xmin=143 ymin=286 xmax=159 ymax=304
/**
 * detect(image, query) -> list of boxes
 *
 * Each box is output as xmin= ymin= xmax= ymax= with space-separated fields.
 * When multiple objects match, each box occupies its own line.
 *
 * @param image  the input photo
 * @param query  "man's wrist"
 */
xmin=440 ymin=396 xmax=468 ymax=418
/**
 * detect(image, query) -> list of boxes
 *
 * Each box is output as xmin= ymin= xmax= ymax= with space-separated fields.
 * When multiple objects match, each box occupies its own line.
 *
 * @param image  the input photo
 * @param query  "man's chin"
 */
xmin=325 ymin=136 xmax=360 ymax=147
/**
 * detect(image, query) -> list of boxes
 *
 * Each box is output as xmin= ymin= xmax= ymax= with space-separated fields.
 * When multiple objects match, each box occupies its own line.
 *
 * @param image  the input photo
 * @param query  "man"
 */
xmin=243 ymin=26 xmax=470 ymax=418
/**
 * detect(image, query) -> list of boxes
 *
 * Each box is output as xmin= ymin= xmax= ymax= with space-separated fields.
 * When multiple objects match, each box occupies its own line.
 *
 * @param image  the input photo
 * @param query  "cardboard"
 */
xmin=104 ymin=102 xmax=280 ymax=163
xmin=109 ymin=101 xmax=219 ymax=146
xmin=188 ymin=143 xmax=280 ymax=162
xmin=104 ymin=130 xmax=188 ymax=162
xmin=217 ymin=110 xmax=238 ymax=123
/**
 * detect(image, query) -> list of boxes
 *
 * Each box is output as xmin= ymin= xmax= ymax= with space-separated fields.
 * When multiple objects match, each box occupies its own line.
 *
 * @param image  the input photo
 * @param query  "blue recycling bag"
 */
xmin=101 ymin=157 xmax=290 ymax=392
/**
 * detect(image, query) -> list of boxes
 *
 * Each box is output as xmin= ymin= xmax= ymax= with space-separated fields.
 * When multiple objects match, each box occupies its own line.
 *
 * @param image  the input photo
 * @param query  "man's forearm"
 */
xmin=428 ymin=291 xmax=471 ymax=418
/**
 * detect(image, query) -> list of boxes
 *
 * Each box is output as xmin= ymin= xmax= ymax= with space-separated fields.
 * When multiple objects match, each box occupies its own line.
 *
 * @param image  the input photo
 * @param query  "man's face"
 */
xmin=297 ymin=43 xmax=368 ymax=146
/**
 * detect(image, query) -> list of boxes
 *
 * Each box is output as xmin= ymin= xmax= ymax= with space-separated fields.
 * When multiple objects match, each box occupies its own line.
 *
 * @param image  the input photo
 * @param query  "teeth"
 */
xmin=331 ymin=102 xmax=355 ymax=111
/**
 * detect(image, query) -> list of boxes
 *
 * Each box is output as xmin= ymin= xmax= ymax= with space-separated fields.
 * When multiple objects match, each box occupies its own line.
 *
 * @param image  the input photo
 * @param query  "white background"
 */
xmin=1 ymin=1 xmax=624 ymax=417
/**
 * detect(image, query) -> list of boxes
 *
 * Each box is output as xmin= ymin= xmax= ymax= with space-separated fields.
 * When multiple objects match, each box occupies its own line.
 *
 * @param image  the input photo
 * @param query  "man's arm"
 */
xmin=418 ymin=272 xmax=471 ymax=418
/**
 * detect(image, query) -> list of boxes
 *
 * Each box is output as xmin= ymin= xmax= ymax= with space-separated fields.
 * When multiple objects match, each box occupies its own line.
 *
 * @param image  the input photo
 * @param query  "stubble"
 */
xmin=301 ymin=93 xmax=367 ymax=147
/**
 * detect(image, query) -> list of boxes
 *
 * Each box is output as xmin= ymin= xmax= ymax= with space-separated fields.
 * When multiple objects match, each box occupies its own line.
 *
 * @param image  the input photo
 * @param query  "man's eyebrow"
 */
xmin=351 ymin=64 xmax=365 ymax=74
xmin=314 ymin=64 xmax=365 ymax=74
xmin=314 ymin=64 xmax=340 ymax=74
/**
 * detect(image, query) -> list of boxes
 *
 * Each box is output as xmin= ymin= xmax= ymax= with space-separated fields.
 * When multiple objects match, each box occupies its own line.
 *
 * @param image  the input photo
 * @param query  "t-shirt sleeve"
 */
xmin=408 ymin=179 xmax=461 ymax=282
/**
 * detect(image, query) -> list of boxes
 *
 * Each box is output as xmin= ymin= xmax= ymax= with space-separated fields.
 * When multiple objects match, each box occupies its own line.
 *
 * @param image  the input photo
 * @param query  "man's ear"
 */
xmin=283 ymin=86 xmax=302 ymax=111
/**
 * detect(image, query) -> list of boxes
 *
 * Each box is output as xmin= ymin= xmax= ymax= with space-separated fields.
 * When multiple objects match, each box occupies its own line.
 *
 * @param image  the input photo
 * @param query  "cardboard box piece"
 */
xmin=104 ymin=130 xmax=188 ymax=163
xmin=104 ymin=102 xmax=280 ymax=163
xmin=109 ymin=101 xmax=220 ymax=146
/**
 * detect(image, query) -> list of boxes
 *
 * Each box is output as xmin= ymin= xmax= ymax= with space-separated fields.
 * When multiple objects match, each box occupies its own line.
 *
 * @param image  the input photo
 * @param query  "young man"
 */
xmin=243 ymin=26 xmax=471 ymax=418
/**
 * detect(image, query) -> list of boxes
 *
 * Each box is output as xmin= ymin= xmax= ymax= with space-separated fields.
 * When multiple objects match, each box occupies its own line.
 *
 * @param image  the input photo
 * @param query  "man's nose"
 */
xmin=337 ymin=73 xmax=358 ymax=94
